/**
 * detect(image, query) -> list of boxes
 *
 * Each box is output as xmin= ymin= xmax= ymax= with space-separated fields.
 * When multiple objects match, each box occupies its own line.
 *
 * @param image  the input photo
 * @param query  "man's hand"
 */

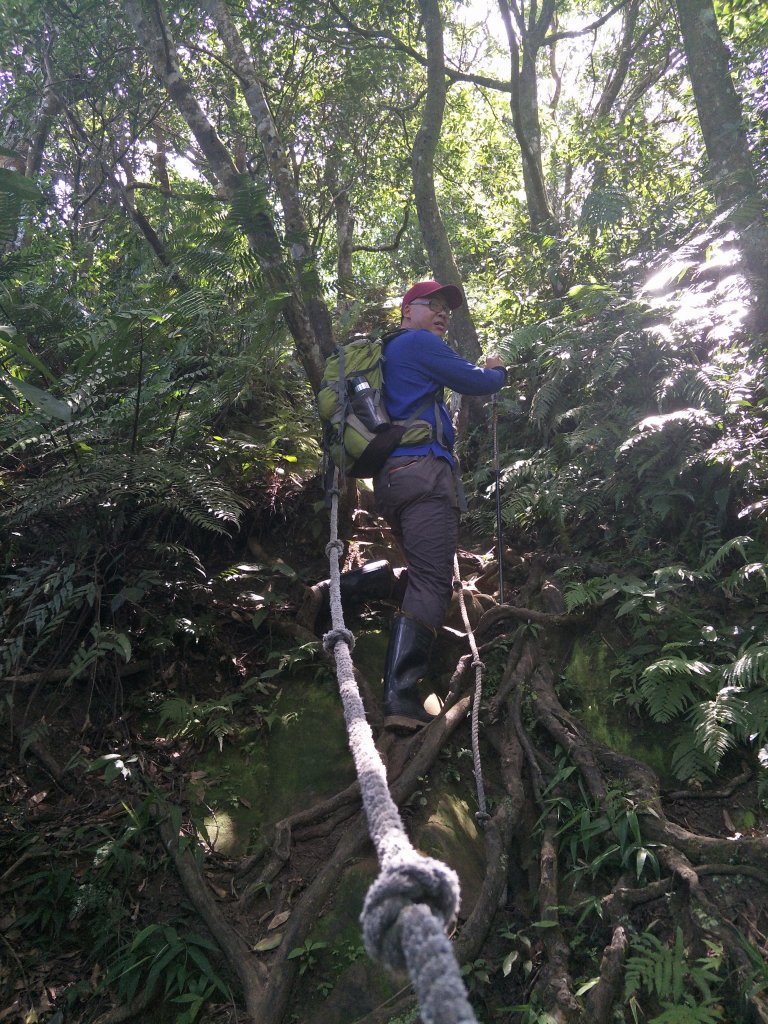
xmin=483 ymin=355 xmax=504 ymax=369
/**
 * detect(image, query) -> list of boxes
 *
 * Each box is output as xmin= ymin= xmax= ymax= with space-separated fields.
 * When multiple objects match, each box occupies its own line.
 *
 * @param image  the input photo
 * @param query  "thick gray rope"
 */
xmin=322 ymin=470 xmax=479 ymax=1024
xmin=452 ymin=555 xmax=489 ymax=825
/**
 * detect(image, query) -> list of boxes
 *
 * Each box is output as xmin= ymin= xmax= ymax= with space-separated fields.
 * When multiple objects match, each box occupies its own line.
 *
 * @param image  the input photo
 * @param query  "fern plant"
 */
xmin=624 ymin=928 xmax=725 ymax=1024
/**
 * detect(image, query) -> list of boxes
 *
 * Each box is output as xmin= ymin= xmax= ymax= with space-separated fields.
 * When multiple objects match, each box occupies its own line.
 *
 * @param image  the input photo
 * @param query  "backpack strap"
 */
xmin=393 ymin=391 xmax=445 ymax=448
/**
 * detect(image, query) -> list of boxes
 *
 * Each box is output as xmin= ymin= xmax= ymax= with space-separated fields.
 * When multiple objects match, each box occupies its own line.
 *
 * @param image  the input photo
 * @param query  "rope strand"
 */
xmin=323 ymin=469 xmax=479 ymax=1024
xmin=453 ymin=556 xmax=489 ymax=825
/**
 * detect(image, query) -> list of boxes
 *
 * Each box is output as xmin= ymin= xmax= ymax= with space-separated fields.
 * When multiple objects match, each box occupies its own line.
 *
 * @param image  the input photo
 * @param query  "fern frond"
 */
xmin=671 ymin=732 xmax=719 ymax=782
xmin=639 ymin=656 xmax=715 ymax=723
xmin=503 ymin=321 xmax=555 ymax=359
xmin=726 ymin=562 xmax=768 ymax=591
xmin=653 ymin=565 xmax=701 ymax=587
xmin=688 ymin=694 xmax=747 ymax=762
xmin=530 ymin=376 xmax=570 ymax=431
xmin=723 ymin=646 xmax=768 ymax=687
xmin=578 ymin=188 xmax=632 ymax=230
xmin=656 ymin=365 xmax=726 ymax=414
xmin=638 ymin=672 xmax=698 ymax=723
xmin=620 ymin=408 xmax=718 ymax=453
xmin=642 ymin=656 xmax=714 ymax=680
xmin=698 ymin=536 xmax=752 ymax=576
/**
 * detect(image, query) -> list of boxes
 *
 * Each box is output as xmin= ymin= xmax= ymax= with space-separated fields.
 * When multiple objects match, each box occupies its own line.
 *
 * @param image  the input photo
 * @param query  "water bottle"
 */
xmin=347 ymin=376 xmax=389 ymax=432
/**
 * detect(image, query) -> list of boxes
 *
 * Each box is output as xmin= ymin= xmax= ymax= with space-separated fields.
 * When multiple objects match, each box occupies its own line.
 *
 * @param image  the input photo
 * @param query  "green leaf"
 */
xmin=0 ymin=333 xmax=58 ymax=384
xmin=502 ymin=950 xmax=519 ymax=976
xmin=113 ymin=632 xmax=132 ymax=662
xmin=5 ymin=376 xmax=71 ymax=422
xmin=0 ymin=166 xmax=45 ymax=202
xmin=575 ymin=977 xmax=600 ymax=996
xmin=130 ymin=923 xmax=161 ymax=950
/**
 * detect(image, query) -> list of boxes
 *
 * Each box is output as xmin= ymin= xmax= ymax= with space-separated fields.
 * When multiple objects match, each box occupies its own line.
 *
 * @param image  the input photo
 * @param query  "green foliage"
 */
xmin=624 ymin=928 xmax=725 ymax=1023
xmin=286 ymin=939 xmax=328 ymax=976
xmin=385 ymin=1011 xmax=419 ymax=1024
xmin=101 ymin=924 xmax=230 ymax=1023
xmin=541 ymin=759 xmax=660 ymax=885
xmin=15 ymin=865 xmax=75 ymax=942
xmin=0 ymin=252 xmax=319 ymax=684
xmin=157 ymin=694 xmax=243 ymax=751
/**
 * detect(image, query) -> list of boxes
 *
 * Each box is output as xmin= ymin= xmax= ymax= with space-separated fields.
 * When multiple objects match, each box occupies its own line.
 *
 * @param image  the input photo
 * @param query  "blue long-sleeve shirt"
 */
xmin=383 ymin=328 xmax=506 ymax=464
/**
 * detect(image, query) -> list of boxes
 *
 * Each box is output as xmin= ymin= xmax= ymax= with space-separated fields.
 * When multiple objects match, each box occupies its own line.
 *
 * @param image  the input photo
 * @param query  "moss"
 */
xmin=290 ymin=857 xmax=401 ymax=1024
xmin=563 ymin=636 xmax=673 ymax=781
xmin=416 ymin=791 xmax=486 ymax=918
xmin=195 ymin=674 xmax=356 ymax=856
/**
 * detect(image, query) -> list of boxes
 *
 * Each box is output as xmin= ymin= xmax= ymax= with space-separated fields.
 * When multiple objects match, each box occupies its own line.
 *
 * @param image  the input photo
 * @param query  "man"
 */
xmin=375 ymin=280 xmax=506 ymax=730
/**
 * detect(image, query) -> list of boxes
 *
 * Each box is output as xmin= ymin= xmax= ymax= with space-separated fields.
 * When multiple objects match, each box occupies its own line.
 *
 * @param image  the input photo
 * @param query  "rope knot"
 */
xmin=322 ymin=627 xmax=355 ymax=653
xmin=325 ymin=539 xmax=345 ymax=557
xmin=361 ymin=853 xmax=460 ymax=972
xmin=471 ymin=658 xmax=485 ymax=671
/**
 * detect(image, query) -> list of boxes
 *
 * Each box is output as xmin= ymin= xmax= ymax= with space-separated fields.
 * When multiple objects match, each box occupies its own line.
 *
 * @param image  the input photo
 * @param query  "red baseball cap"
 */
xmin=401 ymin=280 xmax=464 ymax=311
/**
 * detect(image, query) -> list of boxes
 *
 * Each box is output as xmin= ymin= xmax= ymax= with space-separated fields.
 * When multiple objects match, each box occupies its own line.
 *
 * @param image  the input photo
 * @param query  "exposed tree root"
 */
xmin=664 ymin=765 xmax=752 ymax=801
xmin=456 ymin=714 xmax=525 ymax=962
xmin=585 ymin=925 xmax=628 ymax=1024
xmin=21 ymin=734 xmax=78 ymax=793
xmin=452 ymin=563 xmax=768 ymax=1023
xmin=154 ymin=806 xmax=267 ymax=1018
xmin=91 ymin=985 xmax=157 ymax=1024
xmin=533 ymin=815 xmax=581 ymax=1022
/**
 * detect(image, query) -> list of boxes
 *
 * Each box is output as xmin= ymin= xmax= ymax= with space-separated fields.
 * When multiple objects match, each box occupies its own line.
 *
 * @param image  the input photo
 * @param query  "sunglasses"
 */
xmin=409 ymin=298 xmax=452 ymax=317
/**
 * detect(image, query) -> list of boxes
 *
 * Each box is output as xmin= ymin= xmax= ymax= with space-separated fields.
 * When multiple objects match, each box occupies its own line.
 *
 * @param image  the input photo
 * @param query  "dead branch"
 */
xmin=664 ymin=765 xmax=752 ymax=801
xmin=476 ymin=604 xmax=585 ymax=635
xmin=92 ymin=986 xmax=157 ymax=1024
xmin=529 ymin=664 xmax=605 ymax=802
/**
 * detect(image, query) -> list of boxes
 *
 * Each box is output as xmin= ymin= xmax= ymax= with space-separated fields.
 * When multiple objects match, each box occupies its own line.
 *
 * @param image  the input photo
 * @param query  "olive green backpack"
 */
xmin=317 ymin=332 xmax=439 ymax=478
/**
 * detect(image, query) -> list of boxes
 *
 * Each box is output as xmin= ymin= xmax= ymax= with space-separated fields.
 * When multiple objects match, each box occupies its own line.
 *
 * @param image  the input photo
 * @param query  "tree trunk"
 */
xmin=674 ymin=0 xmax=768 ymax=324
xmin=674 ymin=0 xmax=756 ymax=207
xmin=326 ymin=167 xmax=356 ymax=318
xmin=497 ymin=0 xmax=558 ymax=236
xmin=413 ymin=0 xmax=480 ymax=361
xmin=123 ymin=0 xmax=329 ymax=389
xmin=497 ymin=0 xmax=567 ymax=296
xmin=202 ymin=0 xmax=335 ymax=358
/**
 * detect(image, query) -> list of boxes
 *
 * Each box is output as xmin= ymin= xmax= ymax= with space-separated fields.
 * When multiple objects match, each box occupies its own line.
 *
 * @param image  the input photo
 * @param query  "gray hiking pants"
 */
xmin=373 ymin=452 xmax=459 ymax=630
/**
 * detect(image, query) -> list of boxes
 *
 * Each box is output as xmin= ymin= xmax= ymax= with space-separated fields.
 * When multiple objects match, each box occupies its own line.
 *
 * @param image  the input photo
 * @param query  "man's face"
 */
xmin=403 ymin=295 xmax=452 ymax=338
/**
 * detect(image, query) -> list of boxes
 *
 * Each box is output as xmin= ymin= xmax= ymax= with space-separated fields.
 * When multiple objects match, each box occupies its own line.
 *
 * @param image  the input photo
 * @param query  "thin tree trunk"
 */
xmin=202 ymin=0 xmax=335 ymax=358
xmin=497 ymin=0 xmax=567 ymax=296
xmin=413 ymin=0 xmax=480 ymax=361
xmin=123 ymin=0 xmax=329 ymax=389
xmin=593 ymin=0 xmax=641 ymax=120
xmin=327 ymin=168 xmax=356 ymax=317
xmin=497 ymin=0 xmax=558 ymax=236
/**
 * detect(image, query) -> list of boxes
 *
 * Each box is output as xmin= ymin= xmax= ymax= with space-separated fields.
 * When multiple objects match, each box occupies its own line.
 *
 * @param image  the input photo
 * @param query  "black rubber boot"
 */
xmin=297 ymin=560 xmax=400 ymax=632
xmin=382 ymin=612 xmax=437 ymax=731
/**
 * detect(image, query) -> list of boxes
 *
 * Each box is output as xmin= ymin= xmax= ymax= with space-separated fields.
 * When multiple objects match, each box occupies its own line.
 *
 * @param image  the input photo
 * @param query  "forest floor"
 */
xmin=2 ymin=503 xmax=768 ymax=1024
